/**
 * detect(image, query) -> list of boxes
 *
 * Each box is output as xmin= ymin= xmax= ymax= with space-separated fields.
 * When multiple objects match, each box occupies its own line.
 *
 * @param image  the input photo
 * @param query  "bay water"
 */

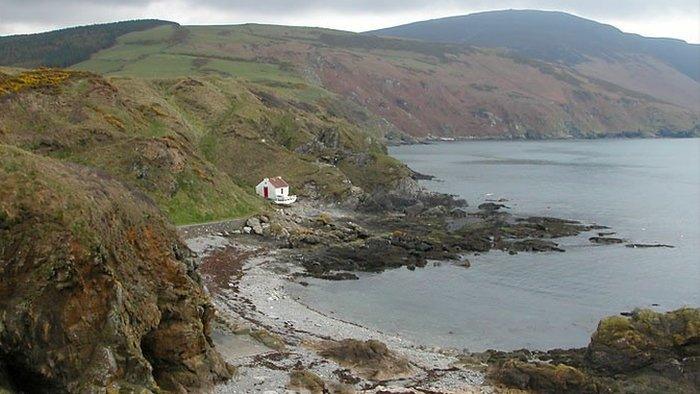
xmin=289 ymin=139 xmax=700 ymax=351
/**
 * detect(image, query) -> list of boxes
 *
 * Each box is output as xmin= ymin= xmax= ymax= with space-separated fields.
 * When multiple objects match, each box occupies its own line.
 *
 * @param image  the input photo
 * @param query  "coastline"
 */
xmin=183 ymin=230 xmax=491 ymax=393
xmin=174 ymin=137 xmax=700 ymax=392
xmin=180 ymin=202 xmax=700 ymax=393
xmin=386 ymin=133 xmax=700 ymax=147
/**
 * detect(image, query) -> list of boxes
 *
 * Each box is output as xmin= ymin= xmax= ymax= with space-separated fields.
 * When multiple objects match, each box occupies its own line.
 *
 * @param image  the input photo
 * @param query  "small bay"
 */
xmin=290 ymin=138 xmax=700 ymax=351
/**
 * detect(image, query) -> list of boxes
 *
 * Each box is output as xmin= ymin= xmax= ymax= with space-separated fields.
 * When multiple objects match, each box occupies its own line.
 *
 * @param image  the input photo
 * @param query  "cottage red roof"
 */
xmin=269 ymin=176 xmax=289 ymax=188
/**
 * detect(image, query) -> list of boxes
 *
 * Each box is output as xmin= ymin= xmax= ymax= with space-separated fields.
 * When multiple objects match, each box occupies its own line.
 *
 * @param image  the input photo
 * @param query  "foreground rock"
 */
xmin=0 ymin=146 xmax=231 ymax=392
xmin=486 ymin=307 xmax=700 ymax=393
xmin=318 ymin=339 xmax=413 ymax=380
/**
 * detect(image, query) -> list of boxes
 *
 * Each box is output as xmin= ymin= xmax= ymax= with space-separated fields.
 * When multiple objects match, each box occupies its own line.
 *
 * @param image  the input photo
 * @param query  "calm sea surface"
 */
xmin=289 ymin=139 xmax=700 ymax=351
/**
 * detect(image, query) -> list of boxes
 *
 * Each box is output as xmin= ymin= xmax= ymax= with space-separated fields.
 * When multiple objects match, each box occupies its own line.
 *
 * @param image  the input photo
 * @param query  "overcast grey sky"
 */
xmin=1 ymin=0 xmax=699 ymax=43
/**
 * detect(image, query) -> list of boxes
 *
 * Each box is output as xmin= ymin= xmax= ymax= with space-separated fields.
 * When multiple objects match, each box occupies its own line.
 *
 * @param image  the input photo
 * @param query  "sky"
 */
xmin=1 ymin=0 xmax=699 ymax=43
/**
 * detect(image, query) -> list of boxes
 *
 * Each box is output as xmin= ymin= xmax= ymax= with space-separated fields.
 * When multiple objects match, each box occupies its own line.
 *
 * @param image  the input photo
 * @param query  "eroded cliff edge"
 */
xmin=0 ymin=145 xmax=232 ymax=392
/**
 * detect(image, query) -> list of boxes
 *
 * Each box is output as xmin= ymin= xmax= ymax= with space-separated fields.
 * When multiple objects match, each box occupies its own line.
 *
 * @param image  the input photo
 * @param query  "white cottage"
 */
xmin=255 ymin=177 xmax=297 ymax=205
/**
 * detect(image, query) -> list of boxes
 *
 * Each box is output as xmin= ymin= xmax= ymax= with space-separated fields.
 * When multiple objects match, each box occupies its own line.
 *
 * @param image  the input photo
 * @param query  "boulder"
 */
xmin=318 ymin=339 xmax=412 ymax=380
xmin=288 ymin=370 xmax=325 ymax=394
xmin=403 ymin=202 xmax=425 ymax=217
xmin=587 ymin=308 xmax=700 ymax=373
xmin=246 ymin=217 xmax=263 ymax=235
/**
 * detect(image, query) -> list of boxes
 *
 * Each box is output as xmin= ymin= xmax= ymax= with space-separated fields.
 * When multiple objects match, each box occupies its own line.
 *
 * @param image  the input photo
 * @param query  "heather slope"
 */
xmin=369 ymin=10 xmax=700 ymax=110
xmin=73 ymin=23 xmax=699 ymax=139
xmin=0 ymin=144 xmax=232 ymax=392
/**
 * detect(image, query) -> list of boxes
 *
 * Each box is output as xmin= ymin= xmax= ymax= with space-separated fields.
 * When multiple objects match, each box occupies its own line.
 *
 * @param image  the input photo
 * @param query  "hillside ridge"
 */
xmin=368 ymin=9 xmax=700 ymax=81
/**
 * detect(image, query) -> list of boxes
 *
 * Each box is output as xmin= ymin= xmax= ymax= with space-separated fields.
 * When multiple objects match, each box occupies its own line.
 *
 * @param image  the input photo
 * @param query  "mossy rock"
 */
xmin=288 ymin=370 xmax=326 ymax=394
xmin=587 ymin=308 xmax=700 ymax=372
xmin=490 ymin=359 xmax=603 ymax=393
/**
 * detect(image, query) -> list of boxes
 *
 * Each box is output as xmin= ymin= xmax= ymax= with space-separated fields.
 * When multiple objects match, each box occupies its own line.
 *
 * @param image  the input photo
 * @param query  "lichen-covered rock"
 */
xmin=587 ymin=308 xmax=700 ymax=372
xmin=487 ymin=308 xmax=700 ymax=393
xmin=0 ymin=145 xmax=232 ymax=392
xmin=490 ymin=359 xmax=601 ymax=393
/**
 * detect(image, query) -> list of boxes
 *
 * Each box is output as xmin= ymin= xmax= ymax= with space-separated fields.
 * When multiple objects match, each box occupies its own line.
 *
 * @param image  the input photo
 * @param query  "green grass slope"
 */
xmin=0 ymin=67 xmax=412 ymax=224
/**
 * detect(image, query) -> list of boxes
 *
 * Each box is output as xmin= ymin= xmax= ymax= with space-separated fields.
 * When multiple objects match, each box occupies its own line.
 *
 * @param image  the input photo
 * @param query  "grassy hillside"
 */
xmin=72 ymin=23 xmax=699 ymax=139
xmin=0 ymin=20 xmax=177 ymax=68
xmin=0 ymin=67 xmax=412 ymax=224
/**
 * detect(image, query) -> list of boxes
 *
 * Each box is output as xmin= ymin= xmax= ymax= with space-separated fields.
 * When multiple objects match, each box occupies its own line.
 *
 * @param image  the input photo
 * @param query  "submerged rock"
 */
xmin=0 ymin=146 xmax=232 ymax=392
xmin=626 ymin=243 xmax=675 ymax=248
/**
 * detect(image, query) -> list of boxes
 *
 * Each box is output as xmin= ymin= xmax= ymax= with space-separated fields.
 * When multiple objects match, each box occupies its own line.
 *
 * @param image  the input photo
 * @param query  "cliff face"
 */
xmin=0 ymin=145 xmax=232 ymax=392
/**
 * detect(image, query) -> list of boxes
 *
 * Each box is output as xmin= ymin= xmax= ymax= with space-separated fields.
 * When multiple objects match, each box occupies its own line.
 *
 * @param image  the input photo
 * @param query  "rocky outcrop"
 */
xmin=283 ymin=203 xmax=603 ymax=278
xmin=486 ymin=308 xmax=700 ymax=393
xmin=587 ymin=308 xmax=700 ymax=373
xmin=0 ymin=145 xmax=232 ymax=392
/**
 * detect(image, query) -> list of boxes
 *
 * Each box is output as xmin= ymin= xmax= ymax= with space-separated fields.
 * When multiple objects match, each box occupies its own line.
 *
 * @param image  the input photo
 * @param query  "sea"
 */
xmin=288 ymin=138 xmax=700 ymax=351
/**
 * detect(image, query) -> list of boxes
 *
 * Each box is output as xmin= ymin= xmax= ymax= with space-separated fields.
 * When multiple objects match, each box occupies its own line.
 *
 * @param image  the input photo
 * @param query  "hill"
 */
xmin=0 ymin=20 xmax=177 ymax=68
xmin=369 ymin=10 xmax=700 ymax=109
xmin=0 ymin=67 xmax=414 ymax=224
xmin=68 ymin=23 xmax=699 ymax=139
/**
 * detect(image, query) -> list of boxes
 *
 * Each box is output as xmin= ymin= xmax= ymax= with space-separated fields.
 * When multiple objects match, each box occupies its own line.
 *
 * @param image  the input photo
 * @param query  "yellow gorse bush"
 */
xmin=0 ymin=68 xmax=88 ymax=96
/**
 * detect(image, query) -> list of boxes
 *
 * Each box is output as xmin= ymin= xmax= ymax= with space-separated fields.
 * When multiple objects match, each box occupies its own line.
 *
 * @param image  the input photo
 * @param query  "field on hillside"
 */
xmin=73 ymin=23 xmax=699 ymax=139
xmin=75 ymin=25 xmax=303 ymax=82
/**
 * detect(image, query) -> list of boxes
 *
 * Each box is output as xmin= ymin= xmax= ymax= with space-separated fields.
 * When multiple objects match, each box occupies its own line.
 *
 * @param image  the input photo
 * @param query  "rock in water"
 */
xmin=589 ymin=236 xmax=625 ymax=245
xmin=0 ymin=146 xmax=232 ymax=392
